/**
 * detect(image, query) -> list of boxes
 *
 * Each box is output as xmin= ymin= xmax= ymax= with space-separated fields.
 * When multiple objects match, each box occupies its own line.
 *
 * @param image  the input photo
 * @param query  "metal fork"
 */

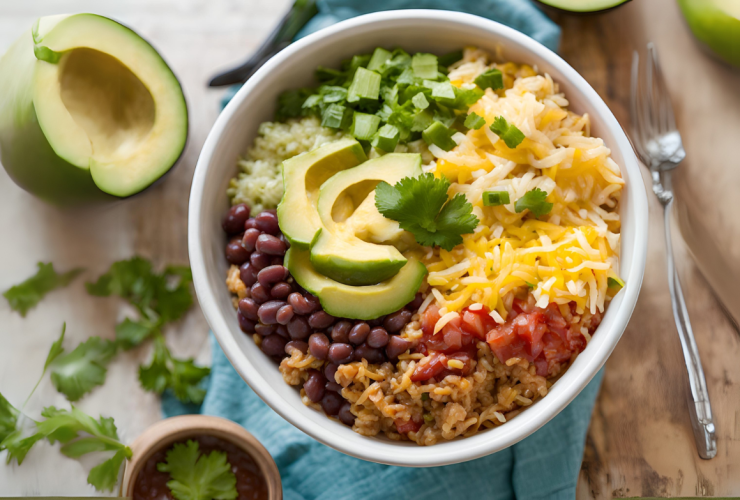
xmin=630 ymin=43 xmax=717 ymax=459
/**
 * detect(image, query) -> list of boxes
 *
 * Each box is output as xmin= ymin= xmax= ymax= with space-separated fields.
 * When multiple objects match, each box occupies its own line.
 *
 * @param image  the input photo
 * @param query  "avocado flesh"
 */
xmin=537 ymin=0 xmax=630 ymax=12
xmin=310 ymin=153 xmax=422 ymax=286
xmin=277 ymin=138 xmax=367 ymax=249
xmin=678 ymin=0 xmax=740 ymax=67
xmin=286 ymin=247 xmax=427 ymax=320
xmin=0 ymin=14 xmax=188 ymax=203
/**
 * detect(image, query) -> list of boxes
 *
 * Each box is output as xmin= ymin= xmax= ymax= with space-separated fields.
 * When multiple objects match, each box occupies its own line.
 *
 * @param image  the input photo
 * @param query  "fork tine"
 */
xmin=630 ymin=51 xmax=651 ymax=165
xmin=647 ymin=43 xmax=678 ymax=134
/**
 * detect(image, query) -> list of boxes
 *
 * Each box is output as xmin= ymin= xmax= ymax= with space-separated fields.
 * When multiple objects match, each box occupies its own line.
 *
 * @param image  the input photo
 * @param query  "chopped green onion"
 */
xmin=351 ymin=111 xmax=381 ymax=141
xmin=464 ymin=112 xmax=486 ymax=130
xmin=321 ymin=104 xmax=352 ymax=129
xmin=412 ymin=92 xmax=429 ymax=110
xmin=453 ymin=87 xmax=484 ymax=108
xmin=412 ymin=53 xmax=439 ymax=80
xmin=368 ymin=47 xmax=392 ymax=71
xmin=315 ymin=66 xmax=344 ymax=83
xmin=474 ymin=68 xmax=504 ymax=90
xmin=438 ymin=50 xmax=464 ymax=67
xmin=526 ymin=281 xmax=535 ymax=289
xmin=482 ymin=190 xmax=510 ymax=206
xmin=372 ymin=124 xmax=400 ymax=152
xmin=421 ymin=392 xmax=430 ymax=401
xmin=411 ymin=109 xmax=433 ymax=132
xmin=302 ymin=94 xmax=321 ymax=109
xmin=347 ymin=54 xmax=371 ymax=71
xmin=423 ymin=413 xmax=434 ymax=424
xmin=322 ymin=86 xmax=347 ymax=103
xmin=608 ymin=276 xmax=625 ymax=288
xmin=424 ymin=80 xmax=456 ymax=101
xmin=422 ymin=121 xmax=457 ymax=151
xmin=490 ymin=116 xmax=525 ymax=149
xmin=347 ymin=67 xmax=381 ymax=103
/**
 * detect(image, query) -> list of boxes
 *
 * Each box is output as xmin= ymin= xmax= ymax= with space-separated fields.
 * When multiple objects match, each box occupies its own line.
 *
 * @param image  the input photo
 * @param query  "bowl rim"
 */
xmin=188 ymin=9 xmax=649 ymax=467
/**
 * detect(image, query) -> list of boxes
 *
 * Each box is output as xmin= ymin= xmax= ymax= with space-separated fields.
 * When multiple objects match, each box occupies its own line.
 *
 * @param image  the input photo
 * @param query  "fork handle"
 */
xmin=663 ymin=197 xmax=717 ymax=459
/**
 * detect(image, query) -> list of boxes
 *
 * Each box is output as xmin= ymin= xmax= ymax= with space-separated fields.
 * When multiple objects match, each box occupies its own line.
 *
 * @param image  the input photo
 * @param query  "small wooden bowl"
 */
xmin=121 ymin=415 xmax=282 ymax=499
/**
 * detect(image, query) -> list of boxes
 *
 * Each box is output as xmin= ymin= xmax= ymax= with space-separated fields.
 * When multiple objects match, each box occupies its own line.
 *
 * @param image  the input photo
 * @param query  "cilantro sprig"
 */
xmin=3 ymin=263 xmax=83 ymax=317
xmin=515 ymin=188 xmax=553 ymax=217
xmin=157 ymin=440 xmax=238 ymax=500
xmin=375 ymin=173 xmax=479 ymax=251
xmin=490 ymin=115 xmax=525 ymax=149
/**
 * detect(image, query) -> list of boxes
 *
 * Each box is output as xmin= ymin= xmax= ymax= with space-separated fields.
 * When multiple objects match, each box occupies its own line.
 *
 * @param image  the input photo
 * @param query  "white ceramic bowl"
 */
xmin=189 ymin=10 xmax=648 ymax=467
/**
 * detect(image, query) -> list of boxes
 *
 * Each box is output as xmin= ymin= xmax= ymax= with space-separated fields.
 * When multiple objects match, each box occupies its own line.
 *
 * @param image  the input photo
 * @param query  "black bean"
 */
xmin=406 ymin=293 xmax=424 ymax=311
xmin=367 ymin=327 xmax=390 ymax=348
xmin=287 ymin=316 xmax=310 ymax=340
xmin=308 ymin=333 xmax=330 ymax=360
xmin=255 ymin=211 xmax=280 ymax=235
xmin=244 ymin=218 xmax=258 ymax=230
xmin=242 ymin=228 xmax=261 ymax=252
xmin=308 ymin=311 xmax=335 ymax=329
xmin=331 ymin=320 xmax=352 ymax=343
xmin=237 ymin=312 xmax=255 ymax=333
xmin=385 ymin=336 xmax=412 ymax=360
xmin=347 ymin=322 xmax=370 ymax=345
xmin=368 ymin=316 xmax=386 ymax=327
xmin=328 ymin=343 xmax=353 ymax=364
xmin=225 ymin=241 xmax=249 ymax=265
xmin=285 ymin=340 xmax=308 ymax=355
xmin=271 ymin=282 xmax=292 ymax=299
xmin=261 ymin=334 xmax=287 ymax=357
xmin=338 ymin=402 xmax=355 ymax=426
xmin=276 ymin=304 xmax=294 ymax=325
xmin=238 ymin=297 xmax=259 ymax=321
xmin=324 ymin=363 xmax=339 ymax=383
xmin=257 ymin=300 xmax=286 ymax=325
xmin=222 ymin=204 xmax=250 ymax=234
xmin=354 ymin=343 xmax=385 ymax=364
xmin=258 ymin=265 xmax=288 ymax=288
xmin=320 ymin=391 xmax=344 ymax=416
xmin=239 ymin=262 xmax=258 ymax=287
xmin=275 ymin=325 xmax=290 ymax=339
xmin=254 ymin=323 xmax=276 ymax=336
xmin=326 ymin=381 xmax=343 ymax=392
xmin=256 ymin=234 xmax=286 ymax=256
xmin=304 ymin=370 xmax=326 ymax=403
xmin=249 ymin=251 xmax=271 ymax=270
xmin=384 ymin=310 xmax=412 ymax=333
xmin=288 ymin=293 xmax=316 ymax=315
xmin=270 ymin=256 xmax=284 ymax=266
xmin=264 ymin=208 xmax=277 ymax=215
xmin=250 ymin=282 xmax=270 ymax=304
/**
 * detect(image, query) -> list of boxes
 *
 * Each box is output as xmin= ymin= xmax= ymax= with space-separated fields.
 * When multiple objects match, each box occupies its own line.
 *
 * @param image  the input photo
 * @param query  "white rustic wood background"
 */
xmin=0 ymin=0 xmax=738 ymax=497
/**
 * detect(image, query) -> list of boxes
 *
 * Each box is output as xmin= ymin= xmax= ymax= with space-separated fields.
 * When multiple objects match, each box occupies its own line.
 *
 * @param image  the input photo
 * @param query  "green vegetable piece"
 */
xmin=526 ymin=281 xmax=535 ymax=289
xmin=464 ymin=112 xmax=486 ymax=130
xmin=50 ymin=336 xmax=118 ymax=402
xmin=375 ymin=173 xmax=479 ymax=251
xmin=347 ymin=67 xmax=381 ymax=103
xmin=301 ymin=94 xmax=321 ymax=109
xmin=483 ymin=190 xmax=511 ymax=206
xmin=411 ymin=109 xmax=434 ymax=132
xmin=453 ymin=86 xmax=485 ymax=108
xmin=87 ymin=448 xmax=129 ymax=492
xmin=396 ymin=67 xmax=418 ymax=85
xmin=411 ymin=53 xmax=439 ymax=80
xmin=368 ymin=47 xmax=392 ymax=71
xmin=423 ymin=413 xmax=434 ymax=424
xmin=3 ymin=262 xmax=83 ymax=317
xmin=608 ymin=276 xmax=625 ymax=288
xmin=474 ymin=68 xmax=504 ymax=90
xmin=115 ymin=318 xmax=155 ymax=350
xmin=412 ymin=92 xmax=429 ymax=110
xmin=421 ymin=392 xmax=430 ymax=401
xmin=139 ymin=337 xmax=210 ymax=405
xmin=321 ymin=86 xmax=347 ymax=104
xmin=157 ymin=440 xmax=238 ymax=500
xmin=372 ymin=124 xmax=400 ymax=152
xmin=275 ymin=88 xmax=313 ymax=121
xmin=422 ymin=121 xmax=457 ymax=151
xmin=438 ymin=50 xmax=464 ymax=67
xmin=321 ymin=103 xmax=352 ymax=129
xmin=0 ymin=393 xmax=19 ymax=447
xmin=514 ymin=188 xmax=553 ymax=217
xmin=490 ymin=115 xmax=526 ymax=149
xmin=350 ymin=111 xmax=381 ymax=141
xmin=315 ymin=66 xmax=344 ymax=83
xmin=423 ymin=80 xmax=456 ymax=101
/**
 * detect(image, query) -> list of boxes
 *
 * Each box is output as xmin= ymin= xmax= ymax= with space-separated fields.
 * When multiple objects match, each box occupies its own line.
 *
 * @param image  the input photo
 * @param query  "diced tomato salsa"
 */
xmin=395 ymin=417 xmax=422 ymax=434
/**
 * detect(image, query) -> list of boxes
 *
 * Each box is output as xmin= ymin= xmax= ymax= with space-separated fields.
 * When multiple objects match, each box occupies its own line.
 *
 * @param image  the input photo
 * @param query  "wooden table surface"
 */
xmin=1 ymin=0 xmax=738 ymax=497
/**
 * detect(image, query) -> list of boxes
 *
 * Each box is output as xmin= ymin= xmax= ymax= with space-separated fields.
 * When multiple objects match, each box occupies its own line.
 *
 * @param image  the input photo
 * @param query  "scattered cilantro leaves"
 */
xmin=490 ymin=115 xmax=525 ymax=149
xmin=139 ymin=336 xmax=209 ymax=405
xmin=464 ymin=112 xmax=486 ymax=130
xmin=50 ymin=337 xmax=118 ymax=402
xmin=157 ymin=440 xmax=237 ymax=500
xmin=474 ymin=68 xmax=504 ymax=91
xmin=3 ymin=263 xmax=83 ymax=316
xmin=375 ymin=173 xmax=479 ymax=251
xmin=514 ymin=188 xmax=553 ymax=217
xmin=0 ymin=393 xmax=18 ymax=447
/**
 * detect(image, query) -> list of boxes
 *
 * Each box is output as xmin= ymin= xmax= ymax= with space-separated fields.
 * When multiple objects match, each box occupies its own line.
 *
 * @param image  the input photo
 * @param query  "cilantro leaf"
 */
xmin=115 ymin=318 xmax=155 ymax=349
xmin=157 ymin=440 xmax=237 ymax=500
xmin=375 ymin=173 xmax=479 ymax=251
xmin=514 ymin=188 xmax=553 ymax=217
xmin=3 ymin=263 xmax=83 ymax=316
xmin=50 ymin=337 xmax=118 ymax=402
xmin=2 ymin=430 xmax=43 ymax=465
xmin=474 ymin=68 xmax=504 ymax=91
xmin=490 ymin=115 xmax=525 ymax=149
xmin=0 ymin=393 xmax=19 ymax=447
xmin=464 ymin=112 xmax=486 ymax=130
xmin=140 ymin=337 xmax=210 ymax=404
xmin=88 ymin=448 xmax=129 ymax=492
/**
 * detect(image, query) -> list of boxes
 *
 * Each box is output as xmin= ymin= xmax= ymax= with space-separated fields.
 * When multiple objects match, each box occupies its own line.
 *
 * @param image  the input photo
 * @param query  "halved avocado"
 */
xmin=286 ymin=247 xmax=427 ymax=320
xmin=0 ymin=14 xmax=188 ymax=204
xmin=310 ymin=153 xmax=422 ymax=285
xmin=536 ymin=0 xmax=631 ymax=12
xmin=277 ymin=138 xmax=367 ymax=249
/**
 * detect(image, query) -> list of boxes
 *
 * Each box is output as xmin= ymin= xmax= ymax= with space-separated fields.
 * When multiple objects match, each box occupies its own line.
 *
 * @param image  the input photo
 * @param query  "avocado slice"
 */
xmin=310 ymin=153 xmax=423 ymax=286
xmin=536 ymin=0 xmax=630 ymax=12
xmin=277 ymin=138 xmax=367 ymax=249
xmin=286 ymin=247 xmax=427 ymax=320
xmin=0 ymin=14 xmax=188 ymax=204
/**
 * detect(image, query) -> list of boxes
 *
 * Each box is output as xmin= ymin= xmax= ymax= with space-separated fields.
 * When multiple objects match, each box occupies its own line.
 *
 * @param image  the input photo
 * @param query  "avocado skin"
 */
xmin=535 ymin=0 xmax=631 ymax=14
xmin=678 ymin=0 xmax=740 ymax=67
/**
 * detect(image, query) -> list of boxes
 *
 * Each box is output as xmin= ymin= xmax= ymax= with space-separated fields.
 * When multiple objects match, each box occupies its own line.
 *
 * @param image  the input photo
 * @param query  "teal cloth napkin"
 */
xmin=169 ymin=4 xmax=605 ymax=499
